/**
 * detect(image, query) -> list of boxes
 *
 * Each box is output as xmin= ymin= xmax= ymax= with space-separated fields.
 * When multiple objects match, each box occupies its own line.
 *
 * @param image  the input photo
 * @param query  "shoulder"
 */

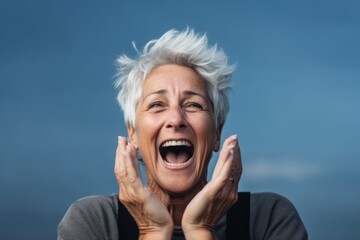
xmin=70 ymin=194 xmax=119 ymax=214
xmin=249 ymin=192 xmax=308 ymax=240
xmin=57 ymin=194 xmax=120 ymax=240
xmin=64 ymin=194 xmax=119 ymax=223
xmin=250 ymin=192 xmax=297 ymax=213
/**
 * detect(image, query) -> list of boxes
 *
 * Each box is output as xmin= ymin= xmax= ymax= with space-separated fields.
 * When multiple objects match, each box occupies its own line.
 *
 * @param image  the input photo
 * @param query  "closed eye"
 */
xmin=147 ymin=101 xmax=164 ymax=110
xmin=184 ymin=102 xmax=205 ymax=111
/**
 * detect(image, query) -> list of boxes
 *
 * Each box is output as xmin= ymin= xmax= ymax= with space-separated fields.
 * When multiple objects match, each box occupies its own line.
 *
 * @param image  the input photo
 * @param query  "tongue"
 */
xmin=165 ymin=152 xmax=189 ymax=164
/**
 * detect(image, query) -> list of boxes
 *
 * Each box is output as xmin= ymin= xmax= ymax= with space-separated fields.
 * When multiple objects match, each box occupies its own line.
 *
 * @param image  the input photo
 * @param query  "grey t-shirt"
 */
xmin=57 ymin=192 xmax=307 ymax=240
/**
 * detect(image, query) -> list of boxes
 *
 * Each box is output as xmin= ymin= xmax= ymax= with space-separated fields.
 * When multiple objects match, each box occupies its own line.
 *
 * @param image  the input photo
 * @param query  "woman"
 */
xmin=58 ymin=29 xmax=307 ymax=240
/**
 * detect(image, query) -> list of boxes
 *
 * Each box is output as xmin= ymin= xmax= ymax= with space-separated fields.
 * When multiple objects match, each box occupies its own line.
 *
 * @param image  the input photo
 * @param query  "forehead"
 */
xmin=141 ymin=64 xmax=207 ymax=96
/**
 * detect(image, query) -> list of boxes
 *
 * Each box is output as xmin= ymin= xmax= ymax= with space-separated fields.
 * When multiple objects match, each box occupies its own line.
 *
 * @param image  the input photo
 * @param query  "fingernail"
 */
xmin=118 ymin=136 xmax=125 ymax=143
xmin=230 ymin=135 xmax=238 ymax=148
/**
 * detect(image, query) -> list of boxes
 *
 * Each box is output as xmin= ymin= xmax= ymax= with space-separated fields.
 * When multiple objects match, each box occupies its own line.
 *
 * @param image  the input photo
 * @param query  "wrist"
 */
xmin=139 ymin=223 xmax=174 ymax=240
xmin=182 ymin=225 xmax=218 ymax=240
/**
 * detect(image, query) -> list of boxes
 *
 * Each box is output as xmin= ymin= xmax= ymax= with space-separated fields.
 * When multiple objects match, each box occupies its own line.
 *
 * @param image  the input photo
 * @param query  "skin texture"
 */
xmin=114 ymin=64 xmax=242 ymax=239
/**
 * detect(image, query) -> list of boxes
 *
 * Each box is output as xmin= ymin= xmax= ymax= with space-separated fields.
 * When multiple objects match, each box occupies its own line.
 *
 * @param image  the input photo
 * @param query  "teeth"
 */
xmin=161 ymin=140 xmax=192 ymax=147
xmin=163 ymin=158 xmax=192 ymax=168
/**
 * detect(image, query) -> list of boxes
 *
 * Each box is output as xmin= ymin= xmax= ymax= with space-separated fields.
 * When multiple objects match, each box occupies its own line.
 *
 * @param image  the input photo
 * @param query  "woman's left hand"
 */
xmin=182 ymin=135 xmax=242 ymax=240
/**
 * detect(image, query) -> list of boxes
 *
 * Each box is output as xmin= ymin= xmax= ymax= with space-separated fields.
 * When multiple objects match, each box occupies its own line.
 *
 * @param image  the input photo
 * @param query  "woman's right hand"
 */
xmin=114 ymin=136 xmax=173 ymax=240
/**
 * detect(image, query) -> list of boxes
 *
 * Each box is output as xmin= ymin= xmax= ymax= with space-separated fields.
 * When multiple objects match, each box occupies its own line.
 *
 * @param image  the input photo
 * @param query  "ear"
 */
xmin=127 ymin=124 xmax=139 ymax=149
xmin=213 ymin=125 xmax=223 ymax=152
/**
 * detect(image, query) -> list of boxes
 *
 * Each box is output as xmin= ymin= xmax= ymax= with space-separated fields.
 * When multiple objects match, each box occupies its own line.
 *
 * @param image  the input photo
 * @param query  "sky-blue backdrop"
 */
xmin=1 ymin=1 xmax=359 ymax=239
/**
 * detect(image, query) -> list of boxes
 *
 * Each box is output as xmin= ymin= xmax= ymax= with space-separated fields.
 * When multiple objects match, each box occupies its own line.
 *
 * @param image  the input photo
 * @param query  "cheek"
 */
xmin=191 ymin=114 xmax=216 ymax=138
xmin=135 ymin=114 xmax=162 ymax=161
xmin=136 ymin=114 xmax=161 ymax=139
xmin=191 ymin=116 xmax=217 ymax=167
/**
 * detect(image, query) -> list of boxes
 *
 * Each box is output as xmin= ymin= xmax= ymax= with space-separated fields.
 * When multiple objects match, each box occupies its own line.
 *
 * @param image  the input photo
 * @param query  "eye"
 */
xmin=147 ymin=101 xmax=164 ymax=110
xmin=184 ymin=102 xmax=204 ymax=111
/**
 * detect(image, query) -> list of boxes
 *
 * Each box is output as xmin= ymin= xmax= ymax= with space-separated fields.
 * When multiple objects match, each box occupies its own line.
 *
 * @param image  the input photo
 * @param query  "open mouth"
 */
xmin=159 ymin=140 xmax=194 ymax=168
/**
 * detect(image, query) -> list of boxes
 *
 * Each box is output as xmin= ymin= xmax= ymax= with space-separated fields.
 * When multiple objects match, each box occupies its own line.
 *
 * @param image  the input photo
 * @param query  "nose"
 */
xmin=165 ymin=106 xmax=187 ymax=130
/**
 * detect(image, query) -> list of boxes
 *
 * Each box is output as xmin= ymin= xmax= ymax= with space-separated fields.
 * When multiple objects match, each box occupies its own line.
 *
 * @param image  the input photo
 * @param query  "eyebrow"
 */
xmin=143 ymin=89 xmax=208 ymax=102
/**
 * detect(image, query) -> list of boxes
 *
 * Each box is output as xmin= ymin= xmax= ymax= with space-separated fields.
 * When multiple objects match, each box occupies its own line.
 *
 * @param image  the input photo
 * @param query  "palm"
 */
xmin=182 ymin=135 xmax=242 ymax=233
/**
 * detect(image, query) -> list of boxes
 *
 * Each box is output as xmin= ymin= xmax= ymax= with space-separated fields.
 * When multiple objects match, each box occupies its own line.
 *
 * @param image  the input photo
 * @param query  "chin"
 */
xmin=158 ymin=174 xmax=202 ymax=196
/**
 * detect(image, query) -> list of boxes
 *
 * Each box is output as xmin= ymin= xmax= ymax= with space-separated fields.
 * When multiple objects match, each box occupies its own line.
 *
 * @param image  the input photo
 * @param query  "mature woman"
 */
xmin=58 ymin=29 xmax=307 ymax=240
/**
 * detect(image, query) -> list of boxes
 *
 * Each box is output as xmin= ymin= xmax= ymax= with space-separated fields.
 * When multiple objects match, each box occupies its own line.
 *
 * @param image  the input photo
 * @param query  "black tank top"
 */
xmin=117 ymin=192 xmax=250 ymax=240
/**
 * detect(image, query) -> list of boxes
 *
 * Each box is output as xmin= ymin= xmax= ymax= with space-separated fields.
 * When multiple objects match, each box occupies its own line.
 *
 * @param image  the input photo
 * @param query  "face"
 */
xmin=128 ymin=64 xmax=221 ymax=195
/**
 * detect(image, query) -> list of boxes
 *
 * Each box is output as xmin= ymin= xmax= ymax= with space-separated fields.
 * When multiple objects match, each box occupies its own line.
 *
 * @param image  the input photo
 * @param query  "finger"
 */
xmin=216 ymin=137 xmax=243 ymax=193
xmin=123 ymin=144 xmax=142 ymax=186
xmin=129 ymin=143 xmax=141 ymax=177
xmin=207 ymin=137 xmax=238 ymax=196
xmin=216 ymin=150 xmax=233 ymax=184
xmin=115 ymin=136 xmax=128 ymax=185
xmin=212 ymin=136 xmax=233 ymax=178
xmin=212 ymin=135 xmax=238 ymax=180
xmin=116 ymin=137 xmax=145 ymax=201
xmin=232 ymin=142 xmax=242 ymax=185
xmin=225 ymin=139 xmax=242 ymax=189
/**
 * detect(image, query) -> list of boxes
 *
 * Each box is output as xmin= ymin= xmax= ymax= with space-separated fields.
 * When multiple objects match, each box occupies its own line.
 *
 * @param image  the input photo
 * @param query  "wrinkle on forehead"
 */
xmin=141 ymin=64 xmax=209 ymax=101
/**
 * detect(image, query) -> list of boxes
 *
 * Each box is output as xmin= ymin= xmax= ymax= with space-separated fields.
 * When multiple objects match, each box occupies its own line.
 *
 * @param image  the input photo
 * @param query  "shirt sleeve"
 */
xmin=57 ymin=195 xmax=119 ymax=240
xmin=250 ymin=192 xmax=308 ymax=240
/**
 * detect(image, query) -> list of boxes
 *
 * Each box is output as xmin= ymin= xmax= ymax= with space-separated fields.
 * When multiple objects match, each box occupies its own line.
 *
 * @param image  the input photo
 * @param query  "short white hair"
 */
xmin=115 ymin=28 xmax=235 ymax=130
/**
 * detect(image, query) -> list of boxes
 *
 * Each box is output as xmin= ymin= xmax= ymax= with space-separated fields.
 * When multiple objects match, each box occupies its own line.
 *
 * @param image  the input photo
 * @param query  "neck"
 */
xmin=147 ymin=175 xmax=206 ymax=226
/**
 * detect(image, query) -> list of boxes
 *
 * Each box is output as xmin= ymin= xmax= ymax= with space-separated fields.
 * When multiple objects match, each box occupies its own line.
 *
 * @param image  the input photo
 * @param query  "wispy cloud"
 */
xmin=244 ymin=159 xmax=322 ymax=181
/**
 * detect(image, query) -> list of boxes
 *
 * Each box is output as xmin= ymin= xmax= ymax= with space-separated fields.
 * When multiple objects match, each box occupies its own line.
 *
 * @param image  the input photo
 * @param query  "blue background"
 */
xmin=1 ymin=1 xmax=359 ymax=239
